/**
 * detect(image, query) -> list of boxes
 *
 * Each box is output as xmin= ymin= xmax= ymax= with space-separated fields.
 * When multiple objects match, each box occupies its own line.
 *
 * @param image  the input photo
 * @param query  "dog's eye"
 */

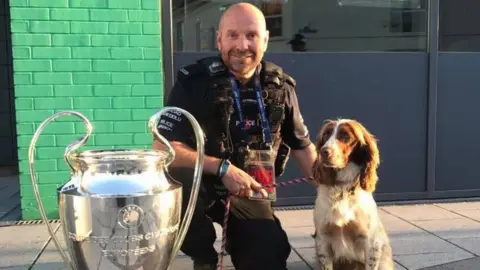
xmin=337 ymin=131 xmax=350 ymax=141
xmin=322 ymin=131 xmax=332 ymax=142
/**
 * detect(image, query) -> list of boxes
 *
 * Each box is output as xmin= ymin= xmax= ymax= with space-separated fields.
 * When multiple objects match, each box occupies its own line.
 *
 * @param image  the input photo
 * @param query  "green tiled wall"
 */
xmin=9 ymin=0 xmax=164 ymax=220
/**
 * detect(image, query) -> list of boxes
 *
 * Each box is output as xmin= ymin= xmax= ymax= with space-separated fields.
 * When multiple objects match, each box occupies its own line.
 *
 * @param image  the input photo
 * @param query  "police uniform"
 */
xmin=157 ymin=56 xmax=312 ymax=270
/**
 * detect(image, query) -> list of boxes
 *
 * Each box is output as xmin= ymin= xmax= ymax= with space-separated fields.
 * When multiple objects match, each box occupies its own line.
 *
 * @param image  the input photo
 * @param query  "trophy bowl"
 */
xmin=28 ymin=107 xmax=205 ymax=270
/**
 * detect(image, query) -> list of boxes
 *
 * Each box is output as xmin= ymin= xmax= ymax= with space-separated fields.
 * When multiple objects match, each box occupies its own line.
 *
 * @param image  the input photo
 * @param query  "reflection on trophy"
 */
xmin=28 ymin=107 xmax=205 ymax=270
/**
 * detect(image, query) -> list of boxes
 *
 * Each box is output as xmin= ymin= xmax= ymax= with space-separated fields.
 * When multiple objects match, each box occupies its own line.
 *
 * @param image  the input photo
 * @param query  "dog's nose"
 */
xmin=320 ymin=147 xmax=330 ymax=157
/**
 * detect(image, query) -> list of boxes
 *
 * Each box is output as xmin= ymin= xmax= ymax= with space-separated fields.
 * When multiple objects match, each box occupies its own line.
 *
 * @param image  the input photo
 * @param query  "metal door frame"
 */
xmin=161 ymin=0 xmax=175 ymax=101
xmin=2 ymin=0 xmax=18 ymax=170
xmin=425 ymin=0 xmax=439 ymax=199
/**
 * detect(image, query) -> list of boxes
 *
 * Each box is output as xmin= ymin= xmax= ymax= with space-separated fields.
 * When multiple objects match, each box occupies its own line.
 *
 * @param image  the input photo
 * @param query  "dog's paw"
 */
xmin=317 ymin=262 xmax=333 ymax=270
xmin=315 ymin=254 xmax=333 ymax=270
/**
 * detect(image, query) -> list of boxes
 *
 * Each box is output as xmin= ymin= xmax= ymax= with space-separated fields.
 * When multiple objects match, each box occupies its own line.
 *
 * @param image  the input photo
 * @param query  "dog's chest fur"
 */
xmin=316 ymin=189 xmax=371 ymax=259
xmin=314 ymin=165 xmax=377 ymax=261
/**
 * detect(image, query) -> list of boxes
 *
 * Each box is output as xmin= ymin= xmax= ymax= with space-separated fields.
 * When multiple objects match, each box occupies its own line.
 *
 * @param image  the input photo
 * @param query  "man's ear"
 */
xmin=264 ymin=30 xmax=270 ymax=52
xmin=216 ymin=30 xmax=221 ymax=50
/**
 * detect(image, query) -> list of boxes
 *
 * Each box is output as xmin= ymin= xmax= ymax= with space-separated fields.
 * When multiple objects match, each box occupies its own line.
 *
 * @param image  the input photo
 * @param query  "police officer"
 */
xmin=153 ymin=3 xmax=317 ymax=270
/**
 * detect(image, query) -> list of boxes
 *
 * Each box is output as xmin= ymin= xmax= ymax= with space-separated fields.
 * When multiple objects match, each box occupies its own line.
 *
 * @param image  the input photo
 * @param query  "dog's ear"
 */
xmin=312 ymin=158 xmax=322 ymax=184
xmin=315 ymin=119 xmax=334 ymax=149
xmin=312 ymin=120 xmax=336 ymax=186
xmin=350 ymin=122 xmax=380 ymax=192
xmin=360 ymin=133 xmax=380 ymax=192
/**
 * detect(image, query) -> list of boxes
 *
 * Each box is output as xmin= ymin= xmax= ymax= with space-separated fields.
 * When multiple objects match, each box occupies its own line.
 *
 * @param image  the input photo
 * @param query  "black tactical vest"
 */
xmin=194 ymin=56 xmax=294 ymax=176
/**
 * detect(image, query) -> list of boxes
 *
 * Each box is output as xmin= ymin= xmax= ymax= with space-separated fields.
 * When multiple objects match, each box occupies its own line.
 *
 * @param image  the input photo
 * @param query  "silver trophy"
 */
xmin=28 ymin=107 xmax=205 ymax=270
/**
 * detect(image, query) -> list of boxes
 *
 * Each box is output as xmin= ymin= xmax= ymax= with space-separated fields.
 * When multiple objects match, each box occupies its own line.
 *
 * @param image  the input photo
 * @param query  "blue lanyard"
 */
xmin=228 ymin=70 xmax=273 ymax=146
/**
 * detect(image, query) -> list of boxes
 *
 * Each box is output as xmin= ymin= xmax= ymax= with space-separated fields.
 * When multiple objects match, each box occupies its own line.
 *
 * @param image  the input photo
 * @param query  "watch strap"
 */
xmin=217 ymin=159 xmax=230 ymax=180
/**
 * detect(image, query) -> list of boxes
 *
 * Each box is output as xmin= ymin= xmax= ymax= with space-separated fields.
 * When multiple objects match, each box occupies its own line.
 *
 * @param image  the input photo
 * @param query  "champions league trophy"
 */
xmin=28 ymin=107 xmax=205 ymax=270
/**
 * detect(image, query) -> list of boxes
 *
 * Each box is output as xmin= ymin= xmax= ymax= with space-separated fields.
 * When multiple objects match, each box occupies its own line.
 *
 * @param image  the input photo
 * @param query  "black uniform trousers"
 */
xmin=169 ymin=167 xmax=292 ymax=270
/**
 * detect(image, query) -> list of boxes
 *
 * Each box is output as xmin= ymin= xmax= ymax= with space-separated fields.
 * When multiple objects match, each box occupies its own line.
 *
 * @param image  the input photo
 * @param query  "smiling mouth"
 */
xmin=231 ymin=55 xmax=252 ymax=59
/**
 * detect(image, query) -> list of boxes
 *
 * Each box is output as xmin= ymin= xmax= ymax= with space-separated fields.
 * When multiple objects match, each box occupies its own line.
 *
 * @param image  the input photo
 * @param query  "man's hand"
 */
xmin=292 ymin=143 xmax=318 ymax=187
xmin=221 ymin=164 xmax=268 ymax=198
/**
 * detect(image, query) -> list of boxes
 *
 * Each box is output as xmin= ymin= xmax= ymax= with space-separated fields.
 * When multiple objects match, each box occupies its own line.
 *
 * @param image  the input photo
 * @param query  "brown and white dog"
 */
xmin=311 ymin=119 xmax=394 ymax=270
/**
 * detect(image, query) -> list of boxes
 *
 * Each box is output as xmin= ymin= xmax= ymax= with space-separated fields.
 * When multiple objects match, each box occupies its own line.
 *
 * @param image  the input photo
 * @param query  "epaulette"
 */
xmin=263 ymin=61 xmax=284 ymax=87
xmin=177 ymin=63 xmax=205 ymax=81
xmin=284 ymin=74 xmax=296 ymax=87
xmin=263 ymin=61 xmax=283 ymax=76
xmin=264 ymin=61 xmax=296 ymax=88
xmin=196 ymin=56 xmax=227 ymax=76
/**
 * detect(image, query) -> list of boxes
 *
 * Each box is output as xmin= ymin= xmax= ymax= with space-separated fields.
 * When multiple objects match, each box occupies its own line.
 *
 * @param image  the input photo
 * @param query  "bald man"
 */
xmin=154 ymin=2 xmax=317 ymax=270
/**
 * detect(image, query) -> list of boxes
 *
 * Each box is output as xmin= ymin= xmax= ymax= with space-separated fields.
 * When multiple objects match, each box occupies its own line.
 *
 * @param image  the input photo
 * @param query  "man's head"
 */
xmin=217 ymin=2 xmax=269 ymax=81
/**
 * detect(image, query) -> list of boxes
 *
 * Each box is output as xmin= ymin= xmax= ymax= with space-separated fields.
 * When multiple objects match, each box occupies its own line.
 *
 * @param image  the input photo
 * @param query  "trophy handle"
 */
xmin=148 ymin=106 xmax=205 ymax=266
xmin=148 ymin=108 xmax=177 ymax=167
xmin=28 ymin=111 xmax=93 ymax=270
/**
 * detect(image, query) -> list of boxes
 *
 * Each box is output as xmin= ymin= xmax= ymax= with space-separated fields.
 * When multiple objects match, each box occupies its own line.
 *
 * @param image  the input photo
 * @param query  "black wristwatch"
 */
xmin=217 ymin=159 xmax=231 ymax=180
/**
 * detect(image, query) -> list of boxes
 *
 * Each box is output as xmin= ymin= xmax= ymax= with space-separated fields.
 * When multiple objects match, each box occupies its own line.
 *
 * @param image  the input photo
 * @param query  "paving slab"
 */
xmin=412 ymin=217 xmax=480 ymax=240
xmin=6 ymin=202 xmax=480 ymax=270
xmin=294 ymin=247 xmax=408 ymax=270
xmin=35 ymin=244 xmax=306 ymax=270
xmin=33 ymin=223 xmax=305 ymax=269
xmin=378 ymin=209 xmax=425 ymax=235
xmin=274 ymin=209 xmax=314 ymax=228
xmin=447 ymin=237 xmax=480 ymax=256
xmin=294 ymin=247 xmax=316 ymax=268
xmin=435 ymin=202 xmax=480 ymax=211
xmin=31 ymin=226 xmax=69 ymax=270
xmin=284 ymin=226 xmax=315 ymax=249
xmin=394 ymin=251 xmax=474 ymax=270
xmin=446 ymin=209 xmax=480 ymax=222
xmin=389 ymin=231 xmax=465 ymax=256
xmin=0 ymin=224 xmax=57 ymax=269
xmin=418 ymin=256 xmax=480 ymax=270
xmin=382 ymin=204 xmax=464 ymax=221
xmin=395 ymin=262 xmax=408 ymax=270
xmin=0 ymin=175 xmax=20 ymax=222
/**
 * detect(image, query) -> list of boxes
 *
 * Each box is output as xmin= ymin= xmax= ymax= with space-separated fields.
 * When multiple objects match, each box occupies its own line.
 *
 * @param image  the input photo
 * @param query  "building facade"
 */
xmin=166 ymin=0 xmax=480 ymax=206
xmin=1 ymin=0 xmax=479 ymax=221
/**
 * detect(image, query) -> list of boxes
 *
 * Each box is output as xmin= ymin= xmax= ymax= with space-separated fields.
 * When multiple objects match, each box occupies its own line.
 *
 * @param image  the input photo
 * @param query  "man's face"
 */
xmin=216 ymin=10 xmax=269 ymax=77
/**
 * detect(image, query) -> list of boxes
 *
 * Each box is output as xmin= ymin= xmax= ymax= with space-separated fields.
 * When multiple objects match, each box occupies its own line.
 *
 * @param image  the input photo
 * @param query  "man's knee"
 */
xmin=166 ymin=167 xmax=219 ymax=262
xmin=228 ymin=216 xmax=291 ymax=269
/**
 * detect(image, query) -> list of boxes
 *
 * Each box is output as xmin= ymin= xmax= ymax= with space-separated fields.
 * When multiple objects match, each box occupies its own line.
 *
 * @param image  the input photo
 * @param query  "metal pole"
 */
xmin=161 ymin=0 xmax=175 ymax=101
xmin=426 ymin=0 xmax=439 ymax=197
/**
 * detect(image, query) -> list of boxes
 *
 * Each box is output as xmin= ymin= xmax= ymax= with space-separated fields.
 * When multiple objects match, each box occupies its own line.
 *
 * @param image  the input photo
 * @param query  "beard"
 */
xmin=223 ymin=49 xmax=259 ymax=77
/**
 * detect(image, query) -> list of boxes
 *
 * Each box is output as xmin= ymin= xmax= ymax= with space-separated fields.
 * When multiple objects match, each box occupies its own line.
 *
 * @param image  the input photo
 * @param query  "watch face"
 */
xmin=219 ymin=159 xmax=230 ymax=178
xmin=222 ymin=160 xmax=230 ymax=171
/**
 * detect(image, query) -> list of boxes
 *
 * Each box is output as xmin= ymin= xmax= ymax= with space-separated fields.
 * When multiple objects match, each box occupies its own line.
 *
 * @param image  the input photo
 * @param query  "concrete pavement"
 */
xmin=1 ymin=201 xmax=480 ymax=269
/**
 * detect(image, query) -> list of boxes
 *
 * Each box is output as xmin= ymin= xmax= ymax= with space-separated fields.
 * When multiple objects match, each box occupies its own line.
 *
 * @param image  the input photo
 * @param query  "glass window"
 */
xmin=172 ymin=0 xmax=427 ymax=52
xmin=439 ymin=0 xmax=480 ymax=52
xmin=262 ymin=2 xmax=283 ymax=37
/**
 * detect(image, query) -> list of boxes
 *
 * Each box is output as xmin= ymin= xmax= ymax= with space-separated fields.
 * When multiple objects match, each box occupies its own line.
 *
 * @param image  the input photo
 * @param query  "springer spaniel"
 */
xmin=312 ymin=119 xmax=394 ymax=270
